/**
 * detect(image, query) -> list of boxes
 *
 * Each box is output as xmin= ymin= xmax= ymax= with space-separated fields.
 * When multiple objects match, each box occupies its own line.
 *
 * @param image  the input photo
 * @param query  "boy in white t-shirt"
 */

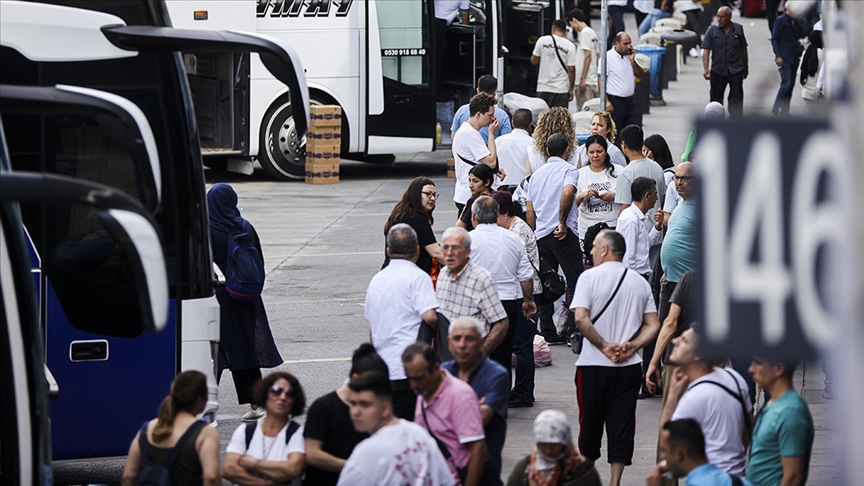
xmin=452 ymin=92 xmax=504 ymax=212
xmin=567 ymin=8 xmax=600 ymax=110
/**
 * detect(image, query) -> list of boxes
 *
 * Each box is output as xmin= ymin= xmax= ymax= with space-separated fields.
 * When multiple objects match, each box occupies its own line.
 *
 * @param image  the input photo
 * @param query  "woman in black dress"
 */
xmin=207 ymin=183 xmax=283 ymax=422
xmin=383 ymin=176 xmax=445 ymax=276
xmin=455 ymin=164 xmax=495 ymax=231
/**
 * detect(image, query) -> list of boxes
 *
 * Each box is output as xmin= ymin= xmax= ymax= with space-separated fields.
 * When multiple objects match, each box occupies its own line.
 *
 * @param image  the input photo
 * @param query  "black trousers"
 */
xmin=537 ymin=230 xmax=583 ymax=339
xmin=683 ymin=9 xmax=701 ymax=43
xmin=218 ymin=368 xmax=261 ymax=405
xmin=575 ymin=364 xmax=642 ymax=464
xmin=392 ymin=379 xmax=417 ymax=421
xmin=608 ymin=94 xmax=642 ymax=144
xmin=709 ymin=71 xmax=744 ymax=118
xmin=489 ymin=299 xmax=520 ymax=385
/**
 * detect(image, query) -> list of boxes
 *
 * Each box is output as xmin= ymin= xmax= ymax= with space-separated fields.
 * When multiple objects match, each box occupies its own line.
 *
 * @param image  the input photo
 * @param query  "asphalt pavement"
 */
xmin=53 ymin=9 xmax=840 ymax=486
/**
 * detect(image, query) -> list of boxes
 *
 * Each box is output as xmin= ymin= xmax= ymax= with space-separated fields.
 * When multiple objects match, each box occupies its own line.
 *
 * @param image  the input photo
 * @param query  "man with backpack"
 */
xmin=660 ymin=328 xmax=752 ymax=477
xmin=531 ymin=20 xmax=577 ymax=108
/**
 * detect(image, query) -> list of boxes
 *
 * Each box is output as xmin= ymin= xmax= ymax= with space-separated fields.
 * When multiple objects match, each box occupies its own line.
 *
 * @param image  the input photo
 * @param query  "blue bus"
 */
xmin=0 ymin=0 xmax=308 ymax=462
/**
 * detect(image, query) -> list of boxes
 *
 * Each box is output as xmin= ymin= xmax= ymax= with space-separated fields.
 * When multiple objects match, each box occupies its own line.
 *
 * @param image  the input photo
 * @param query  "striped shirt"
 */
xmin=437 ymin=260 xmax=507 ymax=328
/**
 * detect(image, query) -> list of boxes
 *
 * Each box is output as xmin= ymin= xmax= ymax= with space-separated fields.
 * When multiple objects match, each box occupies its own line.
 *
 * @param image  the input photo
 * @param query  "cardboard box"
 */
xmin=447 ymin=157 xmax=455 ymax=179
xmin=306 ymin=144 xmax=341 ymax=162
xmin=305 ymin=161 xmax=340 ymax=184
xmin=310 ymin=105 xmax=342 ymax=127
xmin=307 ymin=126 xmax=342 ymax=145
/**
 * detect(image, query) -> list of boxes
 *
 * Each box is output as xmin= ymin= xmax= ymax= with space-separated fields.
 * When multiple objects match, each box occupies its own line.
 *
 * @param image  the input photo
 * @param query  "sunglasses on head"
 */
xmin=269 ymin=386 xmax=294 ymax=398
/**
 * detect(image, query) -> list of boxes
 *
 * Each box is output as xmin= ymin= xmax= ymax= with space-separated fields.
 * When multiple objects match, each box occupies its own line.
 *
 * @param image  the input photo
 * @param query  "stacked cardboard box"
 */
xmin=306 ymin=105 xmax=342 ymax=184
xmin=447 ymin=157 xmax=455 ymax=178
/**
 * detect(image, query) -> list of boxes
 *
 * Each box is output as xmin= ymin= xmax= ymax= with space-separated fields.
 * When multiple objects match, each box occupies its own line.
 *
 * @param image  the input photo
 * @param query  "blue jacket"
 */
xmin=772 ymin=13 xmax=805 ymax=65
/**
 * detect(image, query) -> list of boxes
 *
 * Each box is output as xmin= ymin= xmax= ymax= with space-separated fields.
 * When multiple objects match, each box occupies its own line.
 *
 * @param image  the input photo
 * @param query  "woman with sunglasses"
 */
xmin=121 ymin=371 xmax=221 ymax=486
xmin=223 ymin=371 xmax=307 ymax=486
xmin=383 ymin=176 xmax=445 ymax=276
xmin=455 ymin=163 xmax=495 ymax=231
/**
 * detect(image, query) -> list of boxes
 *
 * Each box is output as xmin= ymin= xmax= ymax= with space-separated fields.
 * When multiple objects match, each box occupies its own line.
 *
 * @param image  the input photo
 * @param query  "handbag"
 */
xmin=572 ymin=268 xmax=628 ymax=354
xmin=529 ymin=257 xmax=566 ymax=306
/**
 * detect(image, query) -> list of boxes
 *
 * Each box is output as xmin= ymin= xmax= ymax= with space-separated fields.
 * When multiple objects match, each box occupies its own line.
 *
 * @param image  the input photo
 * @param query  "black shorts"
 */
xmin=575 ymin=364 xmax=642 ymax=464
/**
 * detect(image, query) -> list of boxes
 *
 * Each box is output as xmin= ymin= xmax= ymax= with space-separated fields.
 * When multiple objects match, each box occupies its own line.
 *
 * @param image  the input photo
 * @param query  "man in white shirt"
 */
xmin=469 ymin=196 xmax=537 ymax=376
xmin=531 ymin=20 xmax=578 ymax=108
xmin=616 ymin=177 xmax=663 ymax=279
xmin=567 ymin=8 xmax=600 ymax=110
xmin=433 ymin=0 xmax=469 ymax=98
xmin=452 ymin=92 xmax=504 ymax=213
xmin=571 ymin=229 xmax=660 ymax=486
xmin=659 ymin=328 xmax=752 ymax=477
xmin=450 ymin=75 xmax=512 ymax=145
xmin=338 ymin=371 xmax=455 ymax=486
xmin=601 ymin=32 xmax=645 ymax=140
xmin=526 ymin=133 xmax=584 ymax=344
xmin=366 ymin=224 xmax=439 ymax=421
xmin=493 ymin=109 xmax=533 ymax=185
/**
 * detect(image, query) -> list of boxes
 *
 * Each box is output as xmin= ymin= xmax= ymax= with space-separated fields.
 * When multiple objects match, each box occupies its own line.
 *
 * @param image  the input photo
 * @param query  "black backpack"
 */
xmin=135 ymin=420 xmax=206 ymax=486
xmin=224 ymin=228 xmax=265 ymax=301
xmin=244 ymin=420 xmax=301 ymax=450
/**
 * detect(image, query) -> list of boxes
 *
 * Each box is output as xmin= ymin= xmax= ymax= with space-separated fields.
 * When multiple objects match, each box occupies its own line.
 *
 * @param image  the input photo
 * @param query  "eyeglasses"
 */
xmin=422 ymin=191 xmax=440 ymax=199
xmin=269 ymin=386 xmax=294 ymax=398
xmin=673 ymin=175 xmax=694 ymax=182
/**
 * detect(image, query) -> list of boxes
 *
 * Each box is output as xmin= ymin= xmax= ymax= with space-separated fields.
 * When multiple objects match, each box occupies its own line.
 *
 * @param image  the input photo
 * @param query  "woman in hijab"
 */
xmin=207 ymin=183 xmax=283 ymax=422
xmin=507 ymin=410 xmax=601 ymax=486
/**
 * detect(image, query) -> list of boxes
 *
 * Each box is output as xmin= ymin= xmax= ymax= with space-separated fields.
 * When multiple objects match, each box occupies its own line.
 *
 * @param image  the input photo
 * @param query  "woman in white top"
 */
xmin=574 ymin=111 xmax=627 ymax=168
xmin=576 ymin=135 xmax=620 ymax=248
xmin=524 ymin=107 xmax=578 ymax=175
xmin=223 ymin=371 xmax=307 ymax=485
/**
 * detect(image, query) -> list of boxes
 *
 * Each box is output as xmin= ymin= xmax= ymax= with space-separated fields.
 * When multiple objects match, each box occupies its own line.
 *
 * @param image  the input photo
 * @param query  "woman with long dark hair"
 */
xmin=122 ymin=371 xmax=220 ymax=486
xmin=455 ymin=164 xmax=495 ymax=231
xmin=575 ymin=135 xmax=620 ymax=256
xmin=207 ymin=183 xmax=282 ymax=422
xmin=383 ymin=176 xmax=444 ymax=275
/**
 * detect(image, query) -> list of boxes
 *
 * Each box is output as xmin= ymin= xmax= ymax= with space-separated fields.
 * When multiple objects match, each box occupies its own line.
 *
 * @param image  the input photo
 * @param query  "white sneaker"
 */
xmin=242 ymin=407 xmax=266 ymax=421
xmin=689 ymin=47 xmax=700 ymax=58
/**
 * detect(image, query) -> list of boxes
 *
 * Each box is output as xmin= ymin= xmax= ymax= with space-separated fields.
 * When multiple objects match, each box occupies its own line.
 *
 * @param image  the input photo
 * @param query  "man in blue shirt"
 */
xmin=747 ymin=358 xmax=814 ymax=486
xmin=450 ymin=75 xmax=511 ymax=144
xmin=442 ymin=316 xmax=509 ymax=485
xmin=771 ymin=6 xmax=805 ymax=115
xmin=647 ymin=418 xmax=752 ymax=486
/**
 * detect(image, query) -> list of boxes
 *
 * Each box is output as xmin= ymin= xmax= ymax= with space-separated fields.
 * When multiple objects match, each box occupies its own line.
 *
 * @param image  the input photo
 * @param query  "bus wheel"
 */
xmin=259 ymin=98 xmax=305 ymax=180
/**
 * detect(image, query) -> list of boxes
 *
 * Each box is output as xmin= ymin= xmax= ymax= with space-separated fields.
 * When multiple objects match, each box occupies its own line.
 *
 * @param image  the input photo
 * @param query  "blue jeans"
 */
xmin=638 ymin=9 xmax=671 ymax=37
xmin=772 ymin=62 xmax=798 ymax=115
xmin=512 ymin=295 xmax=540 ymax=400
xmin=607 ymin=6 xmax=627 ymax=50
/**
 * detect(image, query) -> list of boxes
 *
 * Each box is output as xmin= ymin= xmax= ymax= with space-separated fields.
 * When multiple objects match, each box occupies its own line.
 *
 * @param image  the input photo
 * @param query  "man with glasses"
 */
xmin=365 ymin=224 xmax=439 ymax=421
xmin=452 ymin=92 xmax=505 ymax=214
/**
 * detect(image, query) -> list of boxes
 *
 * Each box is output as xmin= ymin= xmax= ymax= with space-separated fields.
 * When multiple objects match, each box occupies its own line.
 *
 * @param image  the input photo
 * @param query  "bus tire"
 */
xmin=259 ymin=97 xmax=305 ymax=180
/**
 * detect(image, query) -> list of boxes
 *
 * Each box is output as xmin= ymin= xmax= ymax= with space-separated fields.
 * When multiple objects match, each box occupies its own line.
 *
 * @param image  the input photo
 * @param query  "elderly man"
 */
xmin=702 ymin=6 xmax=749 ymax=117
xmin=442 ymin=317 xmax=509 ymax=485
xmin=403 ymin=342 xmax=487 ymax=486
xmin=436 ymin=227 xmax=508 ymax=363
xmin=365 ymin=224 xmax=439 ymax=420
xmin=570 ymin=230 xmax=660 ymax=486
xmin=469 ymin=195 xmax=536 ymax=376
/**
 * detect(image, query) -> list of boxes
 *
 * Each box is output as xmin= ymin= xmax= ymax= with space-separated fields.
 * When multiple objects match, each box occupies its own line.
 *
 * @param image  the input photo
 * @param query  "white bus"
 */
xmin=167 ymin=0 xmax=574 ymax=179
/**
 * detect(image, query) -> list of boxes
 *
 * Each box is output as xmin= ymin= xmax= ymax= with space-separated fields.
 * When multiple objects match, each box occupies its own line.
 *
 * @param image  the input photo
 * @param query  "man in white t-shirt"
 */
xmin=452 ymin=92 xmax=504 ymax=212
xmin=531 ymin=20 xmax=577 ymax=108
xmin=567 ymin=8 xmax=600 ymax=110
xmin=570 ymin=229 xmax=660 ymax=486
xmin=366 ymin=224 xmax=439 ymax=421
xmin=338 ymin=371 xmax=455 ymax=486
xmin=493 ymin=108 xmax=533 ymax=185
xmin=659 ymin=328 xmax=752 ymax=477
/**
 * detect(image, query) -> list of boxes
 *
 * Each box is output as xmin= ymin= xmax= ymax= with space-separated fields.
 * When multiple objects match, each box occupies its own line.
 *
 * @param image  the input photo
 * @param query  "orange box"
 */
xmin=305 ymin=161 xmax=340 ymax=184
xmin=447 ymin=157 xmax=455 ymax=178
xmin=307 ymin=126 xmax=342 ymax=145
xmin=309 ymin=105 xmax=342 ymax=127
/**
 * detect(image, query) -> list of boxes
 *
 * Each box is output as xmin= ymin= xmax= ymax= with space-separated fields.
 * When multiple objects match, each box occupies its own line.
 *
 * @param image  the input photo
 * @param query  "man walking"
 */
xmin=747 ymin=358 xmax=814 ymax=486
xmin=567 ymin=9 xmax=600 ymax=110
xmin=338 ymin=371 xmax=455 ymax=485
xmin=450 ymin=75 xmax=512 ymax=144
xmin=771 ymin=5 xmax=806 ymax=115
xmin=436 ymin=227 xmax=509 ymax=362
xmin=702 ymin=6 xmax=749 ymax=117
xmin=616 ymin=177 xmax=663 ymax=280
xmin=403 ymin=343 xmax=488 ymax=486
xmin=443 ymin=317 xmax=509 ymax=485
xmin=660 ymin=328 xmax=752 ymax=477
xmin=603 ymin=33 xmax=645 ymax=138
xmin=494 ymin=109 xmax=534 ymax=185
xmin=526 ymin=133 xmax=584 ymax=344
xmin=468 ymin=196 xmax=537 ymax=375
xmin=571 ymin=229 xmax=660 ymax=486
xmin=452 ymin=92 xmax=504 ymax=213
xmin=531 ymin=20 xmax=578 ymax=109
xmin=365 ymin=224 xmax=439 ymax=421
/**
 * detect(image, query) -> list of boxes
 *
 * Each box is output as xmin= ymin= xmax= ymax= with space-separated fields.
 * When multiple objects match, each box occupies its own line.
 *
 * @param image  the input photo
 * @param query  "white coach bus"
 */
xmin=166 ymin=0 xmax=515 ymax=179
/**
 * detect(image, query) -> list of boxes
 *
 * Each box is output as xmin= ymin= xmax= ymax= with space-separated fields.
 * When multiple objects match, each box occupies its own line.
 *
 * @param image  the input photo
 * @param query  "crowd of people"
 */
xmin=119 ymin=3 xmax=825 ymax=486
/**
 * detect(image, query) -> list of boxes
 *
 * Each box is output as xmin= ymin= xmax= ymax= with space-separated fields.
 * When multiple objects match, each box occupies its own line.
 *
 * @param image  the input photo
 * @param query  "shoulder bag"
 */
xmin=572 ymin=268 xmax=628 ymax=354
xmin=421 ymin=400 xmax=468 ymax=484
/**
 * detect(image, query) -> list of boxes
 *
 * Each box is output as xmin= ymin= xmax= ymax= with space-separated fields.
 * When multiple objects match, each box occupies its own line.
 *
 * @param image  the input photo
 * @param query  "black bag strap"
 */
xmin=590 ymin=268 xmax=628 ymax=323
xmin=457 ymin=152 xmax=499 ymax=173
xmin=689 ymin=372 xmax=752 ymax=445
xmin=549 ymin=34 xmax=570 ymax=75
xmin=244 ymin=420 xmax=301 ymax=451
xmin=139 ymin=420 xmax=206 ymax=470
xmin=420 ymin=400 xmax=466 ymax=482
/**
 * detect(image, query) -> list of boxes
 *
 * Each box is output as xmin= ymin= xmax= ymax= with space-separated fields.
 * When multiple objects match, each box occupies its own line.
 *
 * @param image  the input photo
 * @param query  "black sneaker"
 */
xmin=544 ymin=335 xmax=567 ymax=345
xmin=509 ymin=395 xmax=534 ymax=408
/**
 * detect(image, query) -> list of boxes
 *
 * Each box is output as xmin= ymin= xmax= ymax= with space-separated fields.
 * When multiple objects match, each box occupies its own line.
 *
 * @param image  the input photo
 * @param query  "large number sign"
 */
xmin=694 ymin=118 xmax=854 ymax=360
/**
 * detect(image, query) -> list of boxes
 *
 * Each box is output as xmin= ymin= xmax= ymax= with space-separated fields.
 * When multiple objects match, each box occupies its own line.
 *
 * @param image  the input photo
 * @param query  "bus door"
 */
xmin=501 ymin=0 xmax=567 ymax=96
xmin=439 ymin=0 xmax=502 ymax=107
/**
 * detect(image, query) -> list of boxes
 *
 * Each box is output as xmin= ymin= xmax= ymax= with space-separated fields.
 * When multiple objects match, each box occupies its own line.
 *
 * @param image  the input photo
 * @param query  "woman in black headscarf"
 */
xmin=207 ymin=183 xmax=282 ymax=422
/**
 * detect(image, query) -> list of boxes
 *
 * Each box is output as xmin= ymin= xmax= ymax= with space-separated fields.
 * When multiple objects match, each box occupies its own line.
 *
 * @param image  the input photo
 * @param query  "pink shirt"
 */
xmin=414 ymin=369 xmax=485 ymax=483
